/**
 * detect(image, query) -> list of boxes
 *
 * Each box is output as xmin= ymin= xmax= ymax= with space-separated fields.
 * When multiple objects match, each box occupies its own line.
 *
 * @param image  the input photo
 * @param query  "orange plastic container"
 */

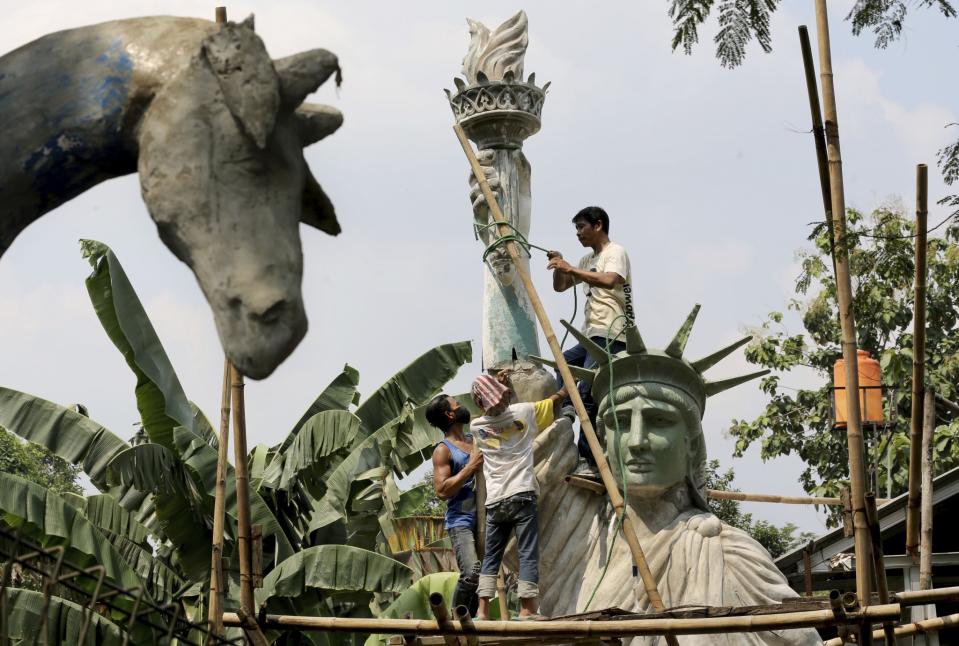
xmin=833 ymin=350 xmax=883 ymax=427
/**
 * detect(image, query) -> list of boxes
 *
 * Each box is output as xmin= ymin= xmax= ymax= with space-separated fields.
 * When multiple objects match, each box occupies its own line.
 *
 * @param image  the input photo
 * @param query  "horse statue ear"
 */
xmin=273 ymin=49 xmax=341 ymax=109
xmin=201 ymin=14 xmax=279 ymax=149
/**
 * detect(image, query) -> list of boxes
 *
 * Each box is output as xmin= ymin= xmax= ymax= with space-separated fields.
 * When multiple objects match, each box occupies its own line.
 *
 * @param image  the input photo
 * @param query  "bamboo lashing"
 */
xmin=813 ymin=0 xmax=874 ymax=613
xmin=222 ymin=604 xmax=901 ymax=637
xmin=906 ymin=164 xmax=929 ymax=556
xmin=452 ymin=124 xmax=676 ymax=646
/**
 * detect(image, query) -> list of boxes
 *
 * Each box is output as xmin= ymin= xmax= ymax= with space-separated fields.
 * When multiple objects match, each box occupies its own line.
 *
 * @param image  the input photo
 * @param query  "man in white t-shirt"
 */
xmin=469 ymin=373 xmax=566 ymax=620
xmin=547 ymin=206 xmax=634 ymax=475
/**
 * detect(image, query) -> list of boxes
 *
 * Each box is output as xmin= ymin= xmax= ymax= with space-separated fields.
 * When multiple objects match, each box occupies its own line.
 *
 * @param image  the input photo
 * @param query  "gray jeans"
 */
xmin=448 ymin=526 xmax=480 ymax=611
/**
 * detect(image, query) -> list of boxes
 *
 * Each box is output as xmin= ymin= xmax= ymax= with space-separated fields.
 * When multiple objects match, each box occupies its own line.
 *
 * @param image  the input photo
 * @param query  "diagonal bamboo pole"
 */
xmin=453 ymin=124 xmax=678 ymax=646
xmin=232 ymin=363 xmax=256 ymax=617
xmin=906 ymin=164 xmax=929 ymax=556
xmin=813 ymin=1 xmax=874 ymax=620
xmin=208 ymin=357 xmax=232 ymax=633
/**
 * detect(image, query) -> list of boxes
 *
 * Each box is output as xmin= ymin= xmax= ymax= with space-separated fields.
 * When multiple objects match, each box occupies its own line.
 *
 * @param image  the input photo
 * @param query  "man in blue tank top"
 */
xmin=427 ymin=393 xmax=484 ymax=614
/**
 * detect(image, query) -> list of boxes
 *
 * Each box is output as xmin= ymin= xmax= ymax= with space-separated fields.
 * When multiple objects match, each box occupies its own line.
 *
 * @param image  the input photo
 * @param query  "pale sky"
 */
xmin=2 ymin=1 xmax=957 ymax=534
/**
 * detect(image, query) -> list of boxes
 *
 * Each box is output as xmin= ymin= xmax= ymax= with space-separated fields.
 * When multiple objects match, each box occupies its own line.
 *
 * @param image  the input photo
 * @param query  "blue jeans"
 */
xmin=557 ymin=337 xmax=626 ymax=464
xmin=448 ymin=526 xmax=479 ymax=613
xmin=477 ymin=492 xmax=539 ymax=599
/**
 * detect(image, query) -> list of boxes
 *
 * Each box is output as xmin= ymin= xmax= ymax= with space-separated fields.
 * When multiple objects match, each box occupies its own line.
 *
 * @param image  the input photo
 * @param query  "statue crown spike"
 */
xmin=533 ymin=305 xmax=769 ymax=416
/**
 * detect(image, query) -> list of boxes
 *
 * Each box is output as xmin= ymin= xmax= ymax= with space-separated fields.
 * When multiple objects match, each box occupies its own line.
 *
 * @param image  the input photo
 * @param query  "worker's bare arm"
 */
xmin=547 ymin=251 xmax=575 ymax=292
xmin=548 ymin=255 xmax=622 ymax=290
xmin=432 ymin=442 xmax=483 ymax=500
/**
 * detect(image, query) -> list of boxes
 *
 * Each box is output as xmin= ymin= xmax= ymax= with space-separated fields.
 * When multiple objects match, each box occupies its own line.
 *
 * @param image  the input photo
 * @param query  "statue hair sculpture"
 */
xmin=0 ymin=15 xmax=343 ymax=378
xmin=526 ymin=306 xmax=822 ymax=645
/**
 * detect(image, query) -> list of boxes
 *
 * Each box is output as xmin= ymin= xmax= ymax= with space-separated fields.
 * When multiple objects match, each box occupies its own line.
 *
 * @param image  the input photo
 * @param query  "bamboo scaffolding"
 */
xmin=813 ymin=1 xmax=874 ymax=616
xmin=495 ymin=573 xmax=508 ymax=620
xmin=907 ymin=164 xmax=930 ymax=556
xmin=231 ymin=364 xmax=255 ymax=617
xmin=222 ymin=604 xmax=900 ymax=637
xmin=823 ymin=611 xmax=959 ymax=646
xmin=208 ymin=357 xmax=233 ymax=633
xmin=452 ymin=124 xmax=677 ymax=646
xmin=920 ymin=387 xmax=935 ymax=589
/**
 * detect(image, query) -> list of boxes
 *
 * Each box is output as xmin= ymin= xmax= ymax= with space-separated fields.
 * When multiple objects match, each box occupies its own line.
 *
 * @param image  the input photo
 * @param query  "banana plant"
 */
xmin=0 ymin=240 xmax=473 ymax=644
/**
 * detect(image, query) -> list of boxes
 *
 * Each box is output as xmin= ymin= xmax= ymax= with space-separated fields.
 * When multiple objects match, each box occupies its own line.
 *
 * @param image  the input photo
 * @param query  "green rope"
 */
xmin=474 ymin=221 xmax=577 ymax=349
xmin=583 ymin=315 xmax=631 ymax=612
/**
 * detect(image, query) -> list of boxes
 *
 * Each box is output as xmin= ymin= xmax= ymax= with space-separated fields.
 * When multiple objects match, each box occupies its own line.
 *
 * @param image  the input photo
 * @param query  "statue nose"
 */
xmin=229 ymin=294 xmax=292 ymax=327
xmin=627 ymin=417 xmax=651 ymax=451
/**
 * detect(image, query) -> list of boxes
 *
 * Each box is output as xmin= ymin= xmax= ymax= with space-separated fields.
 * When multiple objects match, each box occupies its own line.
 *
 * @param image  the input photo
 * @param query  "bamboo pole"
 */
xmin=222 ymin=604 xmax=901 ymax=637
xmin=496 ymin=572 xmax=508 ymax=620
xmin=823 ymin=611 xmax=959 ymax=646
xmin=893 ymin=586 xmax=959 ymax=606
xmin=920 ymin=387 xmax=935 ymax=589
xmin=907 ymin=164 xmax=929 ymax=557
xmin=207 ymin=7 xmax=230 ymax=634
xmin=232 ymin=363 xmax=255 ymax=617
xmin=455 ymin=605 xmax=480 ymax=646
xmin=798 ymin=24 xmax=839 ymax=284
xmin=453 ymin=124 xmax=675 ymax=645
xmin=429 ymin=594 xmax=460 ymax=646
xmin=208 ymin=357 xmax=232 ymax=632
xmin=865 ymin=493 xmax=896 ymax=644
xmin=566 ymin=475 xmax=892 ymax=506
xmin=813 ymin=0 xmax=873 ymax=611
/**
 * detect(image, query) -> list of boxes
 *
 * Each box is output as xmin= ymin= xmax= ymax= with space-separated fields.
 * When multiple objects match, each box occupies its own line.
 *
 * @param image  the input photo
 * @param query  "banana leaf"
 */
xmin=107 ymin=531 xmax=185 ymax=603
xmin=0 ymin=472 xmax=155 ymax=629
xmin=259 ymin=410 xmax=361 ymax=498
xmin=277 ymin=364 xmax=361 ymax=454
xmin=307 ymin=407 xmax=415 ymax=536
xmin=3 ymin=588 xmax=124 ymax=646
xmin=354 ymin=342 xmax=472 ymax=438
xmin=0 ymin=387 xmax=131 ymax=497
xmin=363 ymin=572 xmax=460 ymax=646
xmin=80 ymin=239 xmax=215 ymax=450
xmin=255 ymin=544 xmax=413 ymax=611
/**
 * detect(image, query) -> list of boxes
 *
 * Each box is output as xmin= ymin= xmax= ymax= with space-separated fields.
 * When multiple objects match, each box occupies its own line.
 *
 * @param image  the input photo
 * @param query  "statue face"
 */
xmin=602 ymin=386 xmax=690 ymax=495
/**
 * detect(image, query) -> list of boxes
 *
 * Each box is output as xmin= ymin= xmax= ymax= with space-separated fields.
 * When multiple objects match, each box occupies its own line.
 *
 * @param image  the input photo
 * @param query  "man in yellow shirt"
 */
xmin=470 ymin=373 xmax=565 ymax=620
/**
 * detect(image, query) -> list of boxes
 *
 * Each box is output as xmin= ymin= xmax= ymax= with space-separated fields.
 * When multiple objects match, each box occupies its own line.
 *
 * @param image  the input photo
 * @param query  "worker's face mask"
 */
xmin=453 ymin=406 xmax=471 ymax=425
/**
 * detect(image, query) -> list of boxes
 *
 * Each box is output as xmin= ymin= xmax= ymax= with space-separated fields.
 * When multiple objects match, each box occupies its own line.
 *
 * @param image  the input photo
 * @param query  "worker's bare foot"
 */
xmin=475 ymin=614 xmax=489 ymax=621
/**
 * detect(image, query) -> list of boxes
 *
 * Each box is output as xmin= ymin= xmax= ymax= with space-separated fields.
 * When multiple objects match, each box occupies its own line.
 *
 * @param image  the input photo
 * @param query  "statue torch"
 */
xmin=447 ymin=11 xmax=554 ymax=396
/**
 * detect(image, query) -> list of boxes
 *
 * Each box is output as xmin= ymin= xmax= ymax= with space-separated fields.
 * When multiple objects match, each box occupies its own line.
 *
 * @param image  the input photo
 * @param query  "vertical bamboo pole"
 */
xmin=208 ymin=358 xmax=232 ymax=631
xmin=496 ymin=572 xmax=508 ymax=620
xmin=919 ymin=387 xmax=935 ymax=590
xmin=454 ymin=123 xmax=679 ymax=646
xmin=906 ymin=164 xmax=929 ymax=556
xmin=798 ymin=26 xmax=834 ymax=227
xmin=865 ymin=493 xmax=897 ymax=644
xmin=207 ymin=7 xmax=229 ymax=633
xmin=232 ymin=363 xmax=255 ymax=617
xmin=813 ymin=0 xmax=874 ymax=616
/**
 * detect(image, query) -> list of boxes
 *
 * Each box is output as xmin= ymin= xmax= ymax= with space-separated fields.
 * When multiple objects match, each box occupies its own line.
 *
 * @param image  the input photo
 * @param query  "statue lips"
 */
xmin=625 ymin=458 xmax=657 ymax=474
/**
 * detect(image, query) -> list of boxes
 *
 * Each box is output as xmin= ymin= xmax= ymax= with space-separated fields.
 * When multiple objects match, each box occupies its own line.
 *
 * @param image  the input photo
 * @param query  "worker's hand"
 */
xmin=495 ymin=369 xmax=510 ymax=385
xmin=468 ymin=445 xmax=484 ymax=471
xmin=469 ymin=150 xmax=500 ymax=219
xmin=547 ymin=256 xmax=574 ymax=275
xmin=557 ymin=385 xmax=568 ymax=400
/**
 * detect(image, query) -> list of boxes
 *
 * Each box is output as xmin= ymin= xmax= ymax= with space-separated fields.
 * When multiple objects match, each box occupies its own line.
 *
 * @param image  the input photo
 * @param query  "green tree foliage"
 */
xmin=728 ymin=204 xmax=959 ymax=526
xmin=704 ymin=459 xmax=815 ymax=558
xmin=402 ymin=472 xmax=445 ymax=518
xmin=0 ymin=426 xmax=82 ymax=495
